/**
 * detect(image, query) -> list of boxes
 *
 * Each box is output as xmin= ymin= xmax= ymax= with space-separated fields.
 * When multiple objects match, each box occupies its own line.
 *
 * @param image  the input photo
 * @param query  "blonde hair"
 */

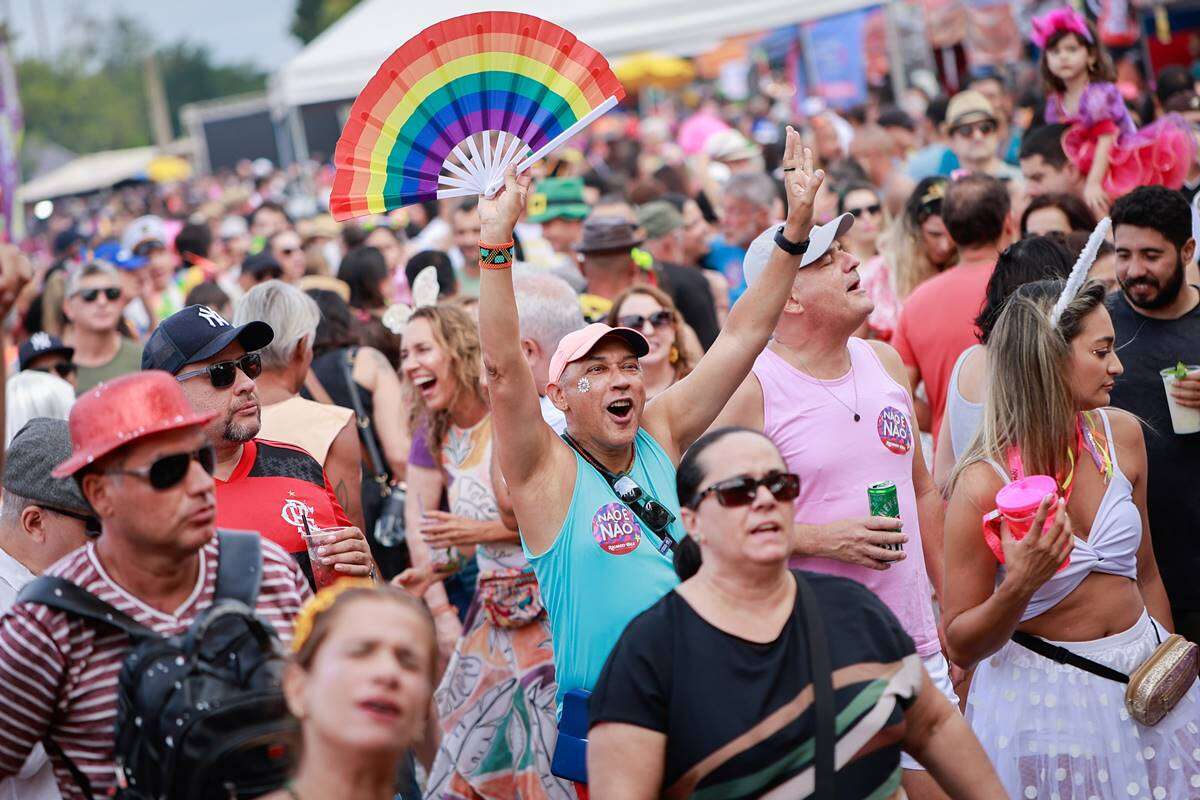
xmin=404 ymin=303 xmax=485 ymax=451
xmin=290 ymin=581 xmax=435 ymax=676
xmin=949 ymin=279 xmax=1107 ymax=494
xmin=884 ymin=211 xmax=948 ymax=299
xmin=605 ymin=283 xmax=697 ymax=381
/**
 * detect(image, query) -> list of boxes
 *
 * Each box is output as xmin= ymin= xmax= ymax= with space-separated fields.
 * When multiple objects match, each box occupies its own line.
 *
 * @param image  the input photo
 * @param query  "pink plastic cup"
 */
xmin=982 ymin=475 xmax=1069 ymax=570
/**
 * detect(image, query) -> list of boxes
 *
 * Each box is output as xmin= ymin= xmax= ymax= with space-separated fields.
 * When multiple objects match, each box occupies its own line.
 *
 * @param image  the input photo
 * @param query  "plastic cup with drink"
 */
xmin=301 ymin=514 xmax=340 ymax=589
xmin=981 ymin=475 xmax=1069 ymax=571
xmin=1160 ymin=362 xmax=1200 ymax=435
xmin=419 ymin=494 xmax=464 ymax=574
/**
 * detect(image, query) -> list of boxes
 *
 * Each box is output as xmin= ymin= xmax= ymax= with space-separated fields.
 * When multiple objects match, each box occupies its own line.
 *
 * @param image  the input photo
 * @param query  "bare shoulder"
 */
xmin=1102 ymin=407 xmax=1142 ymax=441
xmin=1101 ymin=407 xmax=1145 ymax=462
xmin=354 ymin=346 xmax=393 ymax=387
xmin=949 ymin=459 xmax=1005 ymax=512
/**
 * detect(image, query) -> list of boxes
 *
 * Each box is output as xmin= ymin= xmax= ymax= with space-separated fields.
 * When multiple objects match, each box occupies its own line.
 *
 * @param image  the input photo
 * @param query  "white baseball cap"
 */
xmin=742 ymin=213 xmax=855 ymax=288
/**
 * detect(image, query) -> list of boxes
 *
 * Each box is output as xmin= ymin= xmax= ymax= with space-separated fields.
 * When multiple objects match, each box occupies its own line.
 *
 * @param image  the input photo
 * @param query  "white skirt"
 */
xmin=966 ymin=611 xmax=1200 ymax=800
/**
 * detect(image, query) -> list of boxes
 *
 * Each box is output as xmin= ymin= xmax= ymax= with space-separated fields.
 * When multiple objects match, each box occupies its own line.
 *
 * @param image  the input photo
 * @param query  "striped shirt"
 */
xmin=0 ymin=534 xmax=311 ymax=800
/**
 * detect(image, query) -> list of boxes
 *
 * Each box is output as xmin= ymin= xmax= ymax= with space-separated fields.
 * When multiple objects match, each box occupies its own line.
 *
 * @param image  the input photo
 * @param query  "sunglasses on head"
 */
xmin=77 ymin=287 xmax=122 ymax=303
xmin=108 ymin=444 xmax=216 ymax=490
xmin=951 ymin=119 xmax=998 ymax=138
xmin=31 ymin=362 xmax=77 ymax=379
xmin=691 ymin=471 xmax=800 ymax=509
xmin=847 ymin=203 xmax=882 ymax=217
xmin=618 ymin=310 xmax=673 ymax=331
xmin=175 ymin=352 xmax=262 ymax=389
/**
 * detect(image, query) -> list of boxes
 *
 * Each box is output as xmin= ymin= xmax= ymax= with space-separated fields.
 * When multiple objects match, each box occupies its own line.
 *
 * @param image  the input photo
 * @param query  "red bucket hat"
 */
xmin=53 ymin=371 xmax=217 ymax=478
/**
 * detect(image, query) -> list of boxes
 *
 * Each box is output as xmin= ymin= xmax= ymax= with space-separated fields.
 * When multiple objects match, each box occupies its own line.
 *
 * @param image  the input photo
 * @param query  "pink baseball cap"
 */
xmin=547 ymin=323 xmax=649 ymax=385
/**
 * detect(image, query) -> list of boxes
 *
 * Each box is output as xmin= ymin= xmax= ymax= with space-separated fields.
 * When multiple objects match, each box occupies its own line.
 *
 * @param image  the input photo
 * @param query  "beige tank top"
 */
xmin=258 ymin=396 xmax=353 ymax=465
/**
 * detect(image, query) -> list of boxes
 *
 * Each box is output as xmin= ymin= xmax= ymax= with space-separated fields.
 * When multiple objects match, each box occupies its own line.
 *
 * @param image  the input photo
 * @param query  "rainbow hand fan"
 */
xmin=330 ymin=11 xmax=625 ymax=221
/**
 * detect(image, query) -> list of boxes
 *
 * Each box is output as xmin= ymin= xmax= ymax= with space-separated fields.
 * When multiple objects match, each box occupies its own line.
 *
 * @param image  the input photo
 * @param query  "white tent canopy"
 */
xmin=270 ymin=0 xmax=876 ymax=110
xmin=17 ymin=147 xmax=157 ymax=203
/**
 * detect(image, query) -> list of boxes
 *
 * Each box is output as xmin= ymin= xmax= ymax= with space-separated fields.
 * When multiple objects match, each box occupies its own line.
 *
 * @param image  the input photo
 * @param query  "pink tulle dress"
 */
xmin=1046 ymin=82 xmax=1195 ymax=195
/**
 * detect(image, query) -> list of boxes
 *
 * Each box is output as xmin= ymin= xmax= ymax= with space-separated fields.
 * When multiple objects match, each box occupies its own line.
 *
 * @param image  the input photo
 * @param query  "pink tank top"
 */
xmin=753 ymin=339 xmax=941 ymax=657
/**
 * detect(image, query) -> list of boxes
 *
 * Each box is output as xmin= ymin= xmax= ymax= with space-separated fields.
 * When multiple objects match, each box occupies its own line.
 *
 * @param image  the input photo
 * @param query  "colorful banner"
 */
xmin=0 ymin=32 xmax=21 ymax=242
xmin=801 ymin=7 xmax=876 ymax=110
xmin=965 ymin=0 xmax=1022 ymax=69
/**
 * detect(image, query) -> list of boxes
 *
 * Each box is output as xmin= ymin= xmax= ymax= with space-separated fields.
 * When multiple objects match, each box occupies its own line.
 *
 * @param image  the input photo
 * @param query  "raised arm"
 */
xmin=477 ymin=168 xmax=566 ymax=488
xmin=646 ymin=127 xmax=820 ymax=456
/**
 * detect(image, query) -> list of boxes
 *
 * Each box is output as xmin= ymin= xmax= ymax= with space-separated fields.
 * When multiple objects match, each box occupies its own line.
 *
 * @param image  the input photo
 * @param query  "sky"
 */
xmin=3 ymin=0 xmax=302 ymax=69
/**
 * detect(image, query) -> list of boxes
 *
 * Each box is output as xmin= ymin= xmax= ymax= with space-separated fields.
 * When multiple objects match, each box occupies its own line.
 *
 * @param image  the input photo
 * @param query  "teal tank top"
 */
xmin=526 ymin=427 xmax=685 ymax=711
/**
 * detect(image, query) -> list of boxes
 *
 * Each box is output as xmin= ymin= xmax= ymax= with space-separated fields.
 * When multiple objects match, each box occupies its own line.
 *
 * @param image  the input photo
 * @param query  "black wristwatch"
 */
xmin=774 ymin=226 xmax=809 ymax=256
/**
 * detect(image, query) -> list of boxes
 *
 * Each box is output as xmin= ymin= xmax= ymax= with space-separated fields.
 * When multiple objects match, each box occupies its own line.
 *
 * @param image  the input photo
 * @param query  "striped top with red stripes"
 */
xmin=0 ymin=534 xmax=311 ymax=800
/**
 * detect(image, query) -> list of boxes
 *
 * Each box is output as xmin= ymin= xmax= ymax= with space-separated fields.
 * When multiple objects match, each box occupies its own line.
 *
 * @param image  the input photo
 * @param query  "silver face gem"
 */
xmin=577 ymin=377 xmax=591 ymax=393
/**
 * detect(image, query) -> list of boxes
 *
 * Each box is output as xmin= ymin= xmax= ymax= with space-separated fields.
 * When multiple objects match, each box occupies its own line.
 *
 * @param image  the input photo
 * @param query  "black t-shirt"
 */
xmin=590 ymin=570 xmax=920 ymax=799
xmin=1107 ymin=288 xmax=1200 ymax=612
xmin=657 ymin=261 xmax=720 ymax=351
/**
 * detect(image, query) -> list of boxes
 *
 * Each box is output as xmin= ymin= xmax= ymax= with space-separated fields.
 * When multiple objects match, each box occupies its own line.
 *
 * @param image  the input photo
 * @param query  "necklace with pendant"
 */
xmin=776 ymin=341 xmax=860 ymax=422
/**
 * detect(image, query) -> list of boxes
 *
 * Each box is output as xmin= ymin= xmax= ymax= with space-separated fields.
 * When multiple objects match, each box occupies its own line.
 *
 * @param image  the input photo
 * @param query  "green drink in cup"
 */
xmin=1161 ymin=362 xmax=1200 ymax=435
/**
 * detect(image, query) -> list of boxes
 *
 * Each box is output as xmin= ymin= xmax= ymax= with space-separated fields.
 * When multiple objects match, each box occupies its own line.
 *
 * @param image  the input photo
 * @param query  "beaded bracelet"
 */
xmin=479 ymin=240 xmax=515 ymax=270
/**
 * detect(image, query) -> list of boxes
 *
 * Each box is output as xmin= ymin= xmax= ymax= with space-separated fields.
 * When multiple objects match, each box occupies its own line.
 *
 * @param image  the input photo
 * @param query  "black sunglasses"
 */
xmin=847 ymin=203 xmax=882 ymax=217
xmin=618 ymin=310 xmax=673 ymax=331
xmin=175 ymin=352 xmax=262 ymax=389
xmin=951 ymin=119 xmax=998 ymax=138
xmin=78 ymin=287 xmax=122 ymax=303
xmin=692 ymin=471 xmax=801 ymax=509
xmin=611 ymin=474 xmax=677 ymax=549
xmin=108 ymin=445 xmax=216 ymax=490
xmin=44 ymin=505 xmax=102 ymax=536
xmin=31 ymin=362 xmax=77 ymax=379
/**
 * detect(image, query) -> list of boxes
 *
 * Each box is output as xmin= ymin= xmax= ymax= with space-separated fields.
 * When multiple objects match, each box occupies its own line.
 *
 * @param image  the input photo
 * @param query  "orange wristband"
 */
xmin=479 ymin=240 xmax=515 ymax=270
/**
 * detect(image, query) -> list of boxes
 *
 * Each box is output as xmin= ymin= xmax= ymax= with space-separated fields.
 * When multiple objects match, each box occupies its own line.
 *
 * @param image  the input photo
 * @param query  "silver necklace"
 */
xmin=775 ymin=341 xmax=860 ymax=422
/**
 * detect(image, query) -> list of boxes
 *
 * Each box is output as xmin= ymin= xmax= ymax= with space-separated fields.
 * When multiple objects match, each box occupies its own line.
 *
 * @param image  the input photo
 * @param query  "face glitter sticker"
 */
xmin=577 ymin=377 xmax=591 ymax=393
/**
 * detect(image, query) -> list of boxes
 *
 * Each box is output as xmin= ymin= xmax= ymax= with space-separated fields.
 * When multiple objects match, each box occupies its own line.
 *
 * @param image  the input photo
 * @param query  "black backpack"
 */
xmin=17 ymin=530 xmax=298 ymax=800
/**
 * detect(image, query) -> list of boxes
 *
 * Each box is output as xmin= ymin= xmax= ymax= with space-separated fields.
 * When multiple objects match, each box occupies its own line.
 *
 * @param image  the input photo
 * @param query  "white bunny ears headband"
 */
xmin=381 ymin=266 xmax=440 ymax=336
xmin=1049 ymin=216 xmax=1111 ymax=329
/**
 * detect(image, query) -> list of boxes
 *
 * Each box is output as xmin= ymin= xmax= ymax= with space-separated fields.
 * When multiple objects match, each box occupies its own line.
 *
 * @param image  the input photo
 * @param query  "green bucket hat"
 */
xmin=527 ymin=177 xmax=590 ymax=223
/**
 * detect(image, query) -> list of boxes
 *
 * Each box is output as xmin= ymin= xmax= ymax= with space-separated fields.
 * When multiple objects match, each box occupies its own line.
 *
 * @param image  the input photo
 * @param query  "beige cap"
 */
xmin=944 ymin=90 xmax=997 ymax=131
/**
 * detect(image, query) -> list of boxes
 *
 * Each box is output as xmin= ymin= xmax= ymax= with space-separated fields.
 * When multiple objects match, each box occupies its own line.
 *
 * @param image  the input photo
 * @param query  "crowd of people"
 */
xmin=0 ymin=6 xmax=1198 ymax=800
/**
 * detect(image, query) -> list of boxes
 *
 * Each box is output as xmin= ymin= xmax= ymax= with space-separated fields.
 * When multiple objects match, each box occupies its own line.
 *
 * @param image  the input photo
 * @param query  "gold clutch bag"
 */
xmin=1125 ymin=634 xmax=1199 ymax=726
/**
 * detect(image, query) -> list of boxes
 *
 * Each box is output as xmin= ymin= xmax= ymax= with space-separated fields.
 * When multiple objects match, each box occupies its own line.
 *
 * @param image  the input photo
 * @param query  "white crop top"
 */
xmin=987 ymin=410 xmax=1141 ymax=622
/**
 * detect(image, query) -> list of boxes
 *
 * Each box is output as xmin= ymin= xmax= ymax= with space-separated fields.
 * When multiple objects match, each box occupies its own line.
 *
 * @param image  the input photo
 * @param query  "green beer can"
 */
xmin=867 ymin=481 xmax=902 ymax=551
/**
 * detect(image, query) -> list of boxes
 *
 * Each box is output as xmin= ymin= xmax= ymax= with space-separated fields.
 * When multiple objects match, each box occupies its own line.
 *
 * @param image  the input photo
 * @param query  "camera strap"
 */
xmin=560 ymin=432 xmax=676 ymax=554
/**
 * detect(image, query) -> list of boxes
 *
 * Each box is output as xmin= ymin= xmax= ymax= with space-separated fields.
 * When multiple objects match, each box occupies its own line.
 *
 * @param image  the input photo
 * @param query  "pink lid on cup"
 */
xmin=996 ymin=475 xmax=1058 ymax=517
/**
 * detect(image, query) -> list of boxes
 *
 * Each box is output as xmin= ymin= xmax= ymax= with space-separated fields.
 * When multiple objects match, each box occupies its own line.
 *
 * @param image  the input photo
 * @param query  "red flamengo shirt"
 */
xmin=215 ymin=438 xmax=351 ymax=587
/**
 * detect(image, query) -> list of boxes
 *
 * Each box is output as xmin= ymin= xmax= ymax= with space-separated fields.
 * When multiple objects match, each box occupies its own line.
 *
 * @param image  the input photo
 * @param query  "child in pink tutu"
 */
xmin=1034 ymin=7 xmax=1195 ymax=216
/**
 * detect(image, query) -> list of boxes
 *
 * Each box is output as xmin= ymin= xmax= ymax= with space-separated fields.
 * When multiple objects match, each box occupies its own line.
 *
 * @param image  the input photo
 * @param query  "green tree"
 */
xmin=17 ymin=14 xmax=268 ymax=158
xmin=157 ymin=43 xmax=266 ymax=137
xmin=291 ymin=0 xmax=364 ymax=45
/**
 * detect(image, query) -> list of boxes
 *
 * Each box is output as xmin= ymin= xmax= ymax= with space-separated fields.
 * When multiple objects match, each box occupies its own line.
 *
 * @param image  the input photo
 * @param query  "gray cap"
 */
xmin=637 ymin=201 xmax=684 ymax=240
xmin=3 ymin=418 xmax=94 ymax=517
